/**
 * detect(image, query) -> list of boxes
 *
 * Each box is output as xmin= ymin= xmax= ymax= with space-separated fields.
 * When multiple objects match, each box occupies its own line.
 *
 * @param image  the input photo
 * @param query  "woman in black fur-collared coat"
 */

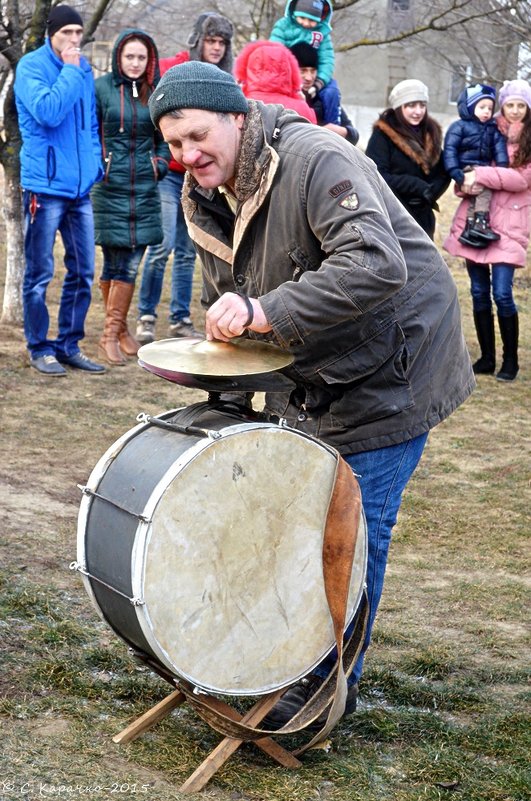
xmin=366 ymin=79 xmax=449 ymax=238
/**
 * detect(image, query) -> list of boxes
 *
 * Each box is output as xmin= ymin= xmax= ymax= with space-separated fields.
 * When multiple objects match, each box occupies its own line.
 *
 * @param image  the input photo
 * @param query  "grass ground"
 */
xmin=0 ymin=190 xmax=529 ymax=801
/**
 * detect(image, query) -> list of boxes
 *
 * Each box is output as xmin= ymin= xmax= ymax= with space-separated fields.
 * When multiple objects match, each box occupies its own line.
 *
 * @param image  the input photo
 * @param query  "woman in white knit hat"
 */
xmin=366 ymin=78 xmax=449 ymax=238
xmin=444 ymin=78 xmax=531 ymax=382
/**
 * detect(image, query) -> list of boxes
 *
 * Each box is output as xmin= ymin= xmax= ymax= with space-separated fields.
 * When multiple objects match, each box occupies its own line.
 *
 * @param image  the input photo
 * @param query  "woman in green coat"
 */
xmin=92 ymin=29 xmax=169 ymax=365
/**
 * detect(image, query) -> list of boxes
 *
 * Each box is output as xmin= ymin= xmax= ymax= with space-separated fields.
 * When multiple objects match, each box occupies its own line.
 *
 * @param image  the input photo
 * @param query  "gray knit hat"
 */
xmin=388 ymin=79 xmax=429 ymax=110
xmin=149 ymin=62 xmax=249 ymax=128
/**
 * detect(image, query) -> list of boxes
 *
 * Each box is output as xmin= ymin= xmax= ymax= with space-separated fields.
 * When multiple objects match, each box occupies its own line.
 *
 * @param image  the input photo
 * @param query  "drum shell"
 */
xmin=77 ymin=407 xmax=367 ymax=695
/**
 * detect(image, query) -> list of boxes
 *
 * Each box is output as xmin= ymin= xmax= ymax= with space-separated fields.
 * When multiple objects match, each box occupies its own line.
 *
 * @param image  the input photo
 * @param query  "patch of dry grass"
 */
xmin=0 ymin=188 xmax=529 ymax=800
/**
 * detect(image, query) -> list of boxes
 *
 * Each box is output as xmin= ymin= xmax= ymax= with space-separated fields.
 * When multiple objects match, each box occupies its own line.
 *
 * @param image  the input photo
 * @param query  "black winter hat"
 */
xmin=289 ymin=42 xmax=319 ymax=69
xmin=47 ymin=5 xmax=83 ymax=38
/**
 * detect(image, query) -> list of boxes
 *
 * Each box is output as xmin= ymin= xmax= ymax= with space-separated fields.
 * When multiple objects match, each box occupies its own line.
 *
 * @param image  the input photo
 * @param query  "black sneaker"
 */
xmin=261 ymin=674 xmax=358 ymax=733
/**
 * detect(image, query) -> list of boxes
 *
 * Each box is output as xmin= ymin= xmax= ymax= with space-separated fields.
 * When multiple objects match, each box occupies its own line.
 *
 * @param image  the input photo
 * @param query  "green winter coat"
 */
xmin=92 ymin=29 xmax=169 ymax=248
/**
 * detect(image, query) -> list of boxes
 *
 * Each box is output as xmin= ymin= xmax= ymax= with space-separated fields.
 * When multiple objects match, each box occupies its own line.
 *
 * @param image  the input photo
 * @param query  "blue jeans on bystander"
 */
xmin=137 ymin=171 xmax=197 ymax=323
xmin=22 ymin=191 xmax=96 ymax=360
xmin=313 ymin=432 xmax=429 ymax=687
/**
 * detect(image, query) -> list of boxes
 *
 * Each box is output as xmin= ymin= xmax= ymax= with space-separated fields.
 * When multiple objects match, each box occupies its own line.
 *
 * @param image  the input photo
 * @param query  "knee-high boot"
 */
xmin=472 ymin=310 xmax=496 ymax=374
xmin=99 ymin=278 xmax=139 ymax=357
xmin=99 ymin=280 xmax=129 ymax=365
xmin=117 ymin=282 xmax=140 ymax=357
xmin=496 ymin=313 xmax=519 ymax=382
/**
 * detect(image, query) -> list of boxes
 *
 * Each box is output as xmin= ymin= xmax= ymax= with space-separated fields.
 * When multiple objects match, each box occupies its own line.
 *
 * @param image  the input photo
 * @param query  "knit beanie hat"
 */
xmin=290 ymin=42 xmax=319 ymax=69
xmin=388 ymin=79 xmax=429 ymax=110
xmin=293 ymin=0 xmax=324 ymax=23
xmin=498 ymin=79 xmax=531 ymax=110
xmin=465 ymin=83 xmax=496 ymax=112
xmin=47 ymin=5 xmax=83 ymax=37
xmin=149 ymin=62 xmax=249 ymax=128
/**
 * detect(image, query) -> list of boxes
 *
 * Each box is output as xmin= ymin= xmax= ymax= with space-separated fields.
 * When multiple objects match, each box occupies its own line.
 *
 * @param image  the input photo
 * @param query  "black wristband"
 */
xmin=239 ymin=294 xmax=254 ymax=328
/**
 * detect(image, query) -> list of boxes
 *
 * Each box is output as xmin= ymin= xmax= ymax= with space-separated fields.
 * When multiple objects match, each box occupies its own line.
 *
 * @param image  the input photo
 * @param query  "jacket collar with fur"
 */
xmin=373 ymin=111 xmax=442 ymax=175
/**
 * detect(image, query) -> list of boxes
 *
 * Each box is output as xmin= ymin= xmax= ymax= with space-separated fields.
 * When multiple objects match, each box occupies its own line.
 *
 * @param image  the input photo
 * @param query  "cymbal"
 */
xmin=137 ymin=337 xmax=296 ymax=392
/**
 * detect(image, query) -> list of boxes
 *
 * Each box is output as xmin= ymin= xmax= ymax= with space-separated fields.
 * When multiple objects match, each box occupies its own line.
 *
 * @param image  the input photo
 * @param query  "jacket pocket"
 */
xmin=289 ymin=246 xmax=318 ymax=281
xmin=47 ymin=146 xmax=57 ymax=185
xmin=318 ymin=322 xmax=414 ymax=428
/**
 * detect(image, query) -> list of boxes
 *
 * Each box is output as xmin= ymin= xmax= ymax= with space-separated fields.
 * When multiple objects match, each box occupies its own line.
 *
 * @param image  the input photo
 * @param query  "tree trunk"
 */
xmin=1 ymin=162 xmax=24 ymax=325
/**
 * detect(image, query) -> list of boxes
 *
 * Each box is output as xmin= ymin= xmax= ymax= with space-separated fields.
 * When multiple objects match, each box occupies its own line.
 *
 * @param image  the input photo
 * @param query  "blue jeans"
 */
xmin=313 ymin=432 xmax=429 ymax=687
xmin=100 ymin=245 xmax=146 ymax=284
xmin=22 ymin=191 xmax=95 ymax=359
xmin=466 ymin=261 xmax=517 ymax=317
xmin=137 ymin=171 xmax=197 ymax=322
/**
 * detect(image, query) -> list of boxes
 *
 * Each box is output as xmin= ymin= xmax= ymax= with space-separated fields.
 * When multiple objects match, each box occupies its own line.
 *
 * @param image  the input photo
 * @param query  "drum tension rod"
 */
xmin=77 ymin=484 xmax=150 ymax=522
xmin=69 ymin=562 xmax=144 ymax=606
xmin=136 ymin=412 xmax=222 ymax=440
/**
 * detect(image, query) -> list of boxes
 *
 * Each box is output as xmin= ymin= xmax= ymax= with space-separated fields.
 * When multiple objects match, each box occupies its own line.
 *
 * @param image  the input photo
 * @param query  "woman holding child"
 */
xmin=444 ymin=79 xmax=531 ymax=382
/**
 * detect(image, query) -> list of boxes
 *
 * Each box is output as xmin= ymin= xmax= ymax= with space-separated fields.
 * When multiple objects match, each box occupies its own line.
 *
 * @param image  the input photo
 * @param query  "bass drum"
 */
xmin=76 ymin=403 xmax=367 ymax=696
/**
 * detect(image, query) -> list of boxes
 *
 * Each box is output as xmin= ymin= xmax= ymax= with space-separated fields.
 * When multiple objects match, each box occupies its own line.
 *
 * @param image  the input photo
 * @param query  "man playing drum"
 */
xmin=148 ymin=63 xmax=475 ymax=734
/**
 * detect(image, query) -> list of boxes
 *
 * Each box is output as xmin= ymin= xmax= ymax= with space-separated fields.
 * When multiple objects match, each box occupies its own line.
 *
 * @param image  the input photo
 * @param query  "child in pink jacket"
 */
xmin=444 ymin=79 xmax=531 ymax=382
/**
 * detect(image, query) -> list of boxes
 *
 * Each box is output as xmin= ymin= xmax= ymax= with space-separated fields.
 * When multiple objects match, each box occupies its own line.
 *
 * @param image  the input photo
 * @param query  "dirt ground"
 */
xmin=0 ymin=193 xmax=529 ymax=800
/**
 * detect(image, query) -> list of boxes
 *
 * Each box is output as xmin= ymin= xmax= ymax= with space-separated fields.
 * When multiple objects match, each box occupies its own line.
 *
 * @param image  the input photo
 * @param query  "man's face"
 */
xmin=474 ymin=98 xmax=494 ymax=123
xmin=299 ymin=66 xmax=317 ymax=92
xmin=50 ymin=24 xmax=83 ymax=57
xmin=201 ymin=36 xmax=227 ymax=65
xmin=159 ymin=109 xmax=245 ymax=190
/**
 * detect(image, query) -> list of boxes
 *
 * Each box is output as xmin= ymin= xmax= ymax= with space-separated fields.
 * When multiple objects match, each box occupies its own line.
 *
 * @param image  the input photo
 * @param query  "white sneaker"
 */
xmin=136 ymin=315 xmax=156 ymax=344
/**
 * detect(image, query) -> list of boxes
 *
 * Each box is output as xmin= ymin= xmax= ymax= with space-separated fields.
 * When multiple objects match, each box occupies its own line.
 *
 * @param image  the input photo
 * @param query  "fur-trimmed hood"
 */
xmin=373 ymin=112 xmax=443 ymax=175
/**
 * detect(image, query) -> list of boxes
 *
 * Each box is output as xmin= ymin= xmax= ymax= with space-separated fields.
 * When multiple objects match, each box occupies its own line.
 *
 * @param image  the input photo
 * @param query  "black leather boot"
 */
xmin=496 ymin=313 xmax=519 ymax=381
xmin=458 ymin=218 xmax=488 ymax=248
xmin=472 ymin=310 xmax=496 ymax=374
xmin=471 ymin=212 xmax=501 ymax=243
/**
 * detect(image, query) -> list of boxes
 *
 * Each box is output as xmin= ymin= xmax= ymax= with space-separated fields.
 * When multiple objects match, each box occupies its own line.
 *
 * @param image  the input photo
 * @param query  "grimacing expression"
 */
xmin=201 ymin=36 xmax=227 ymax=65
xmin=50 ymin=24 xmax=83 ymax=57
xmin=120 ymin=39 xmax=149 ymax=80
xmin=159 ymin=109 xmax=245 ymax=191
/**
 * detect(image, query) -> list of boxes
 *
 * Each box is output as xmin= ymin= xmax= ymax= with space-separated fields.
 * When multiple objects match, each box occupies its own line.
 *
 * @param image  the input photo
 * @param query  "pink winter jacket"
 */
xmin=443 ymin=121 xmax=531 ymax=267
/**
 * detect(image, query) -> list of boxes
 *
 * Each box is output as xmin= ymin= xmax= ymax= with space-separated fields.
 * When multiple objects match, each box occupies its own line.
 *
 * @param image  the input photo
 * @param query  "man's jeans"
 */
xmin=313 ymin=432 xmax=429 ymax=687
xmin=137 ymin=171 xmax=197 ymax=323
xmin=466 ymin=261 xmax=517 ymax=317
xmin=22 ymin=191 xmax=95 ymax=359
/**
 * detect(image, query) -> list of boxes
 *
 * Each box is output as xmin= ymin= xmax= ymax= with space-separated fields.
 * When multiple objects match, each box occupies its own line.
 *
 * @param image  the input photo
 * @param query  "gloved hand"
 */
xmin=308 ymin=78 xmax=325 ymax=98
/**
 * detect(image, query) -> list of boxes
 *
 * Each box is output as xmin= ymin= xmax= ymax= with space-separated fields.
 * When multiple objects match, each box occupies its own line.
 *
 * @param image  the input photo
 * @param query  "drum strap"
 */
xmin=174 ymin=456 xmax=367 ymax=752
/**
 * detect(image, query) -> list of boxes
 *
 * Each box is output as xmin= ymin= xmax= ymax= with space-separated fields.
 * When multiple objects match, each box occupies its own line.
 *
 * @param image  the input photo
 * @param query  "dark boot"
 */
xmin=496 ymin=313 xmax=519 ymax=382
xmin=99 ymin=278 xmax=111 ymax=308
xmin=99 ymin=280 xmax=127 ymax=365
xmin=472 ymin=310 xmax=496 ymax=374
xmin=458 ymin=218 xmax=488 ymax=249
xmin=471 ymin=212 xmax=501 ymax=243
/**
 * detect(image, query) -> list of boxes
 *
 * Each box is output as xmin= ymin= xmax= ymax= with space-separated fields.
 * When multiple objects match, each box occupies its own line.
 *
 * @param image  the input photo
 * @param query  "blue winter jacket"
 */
xmin=443 ymin=88 xmax=508 ymax=186
xmin=14 ymin=39 xmax=103 ymax=198
xmin=270 ymin=0 xmax=334 ymax=85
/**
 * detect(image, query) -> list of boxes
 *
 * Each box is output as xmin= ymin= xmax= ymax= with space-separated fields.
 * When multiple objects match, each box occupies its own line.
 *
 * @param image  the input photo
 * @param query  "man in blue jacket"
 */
xmin=14 ymin=5 xmax=105 ymax=375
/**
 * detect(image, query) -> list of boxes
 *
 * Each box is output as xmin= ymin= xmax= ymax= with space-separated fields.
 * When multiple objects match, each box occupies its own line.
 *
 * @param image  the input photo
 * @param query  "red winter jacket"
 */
xmin=158 ymin=51 xmax=190 ymax=173
xmin=234 ymin=41 xmax=316 ymax=123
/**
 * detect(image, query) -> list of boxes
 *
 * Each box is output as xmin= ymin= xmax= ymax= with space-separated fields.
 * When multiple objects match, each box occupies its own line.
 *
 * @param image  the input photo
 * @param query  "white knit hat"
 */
xmin=389 ymin=79 xmax=429 ymax=110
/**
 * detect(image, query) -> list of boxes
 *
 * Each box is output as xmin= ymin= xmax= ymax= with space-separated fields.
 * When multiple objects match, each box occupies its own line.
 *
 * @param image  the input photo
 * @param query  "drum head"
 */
xmin=138 ymin=425 xmax=366 ymax=695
